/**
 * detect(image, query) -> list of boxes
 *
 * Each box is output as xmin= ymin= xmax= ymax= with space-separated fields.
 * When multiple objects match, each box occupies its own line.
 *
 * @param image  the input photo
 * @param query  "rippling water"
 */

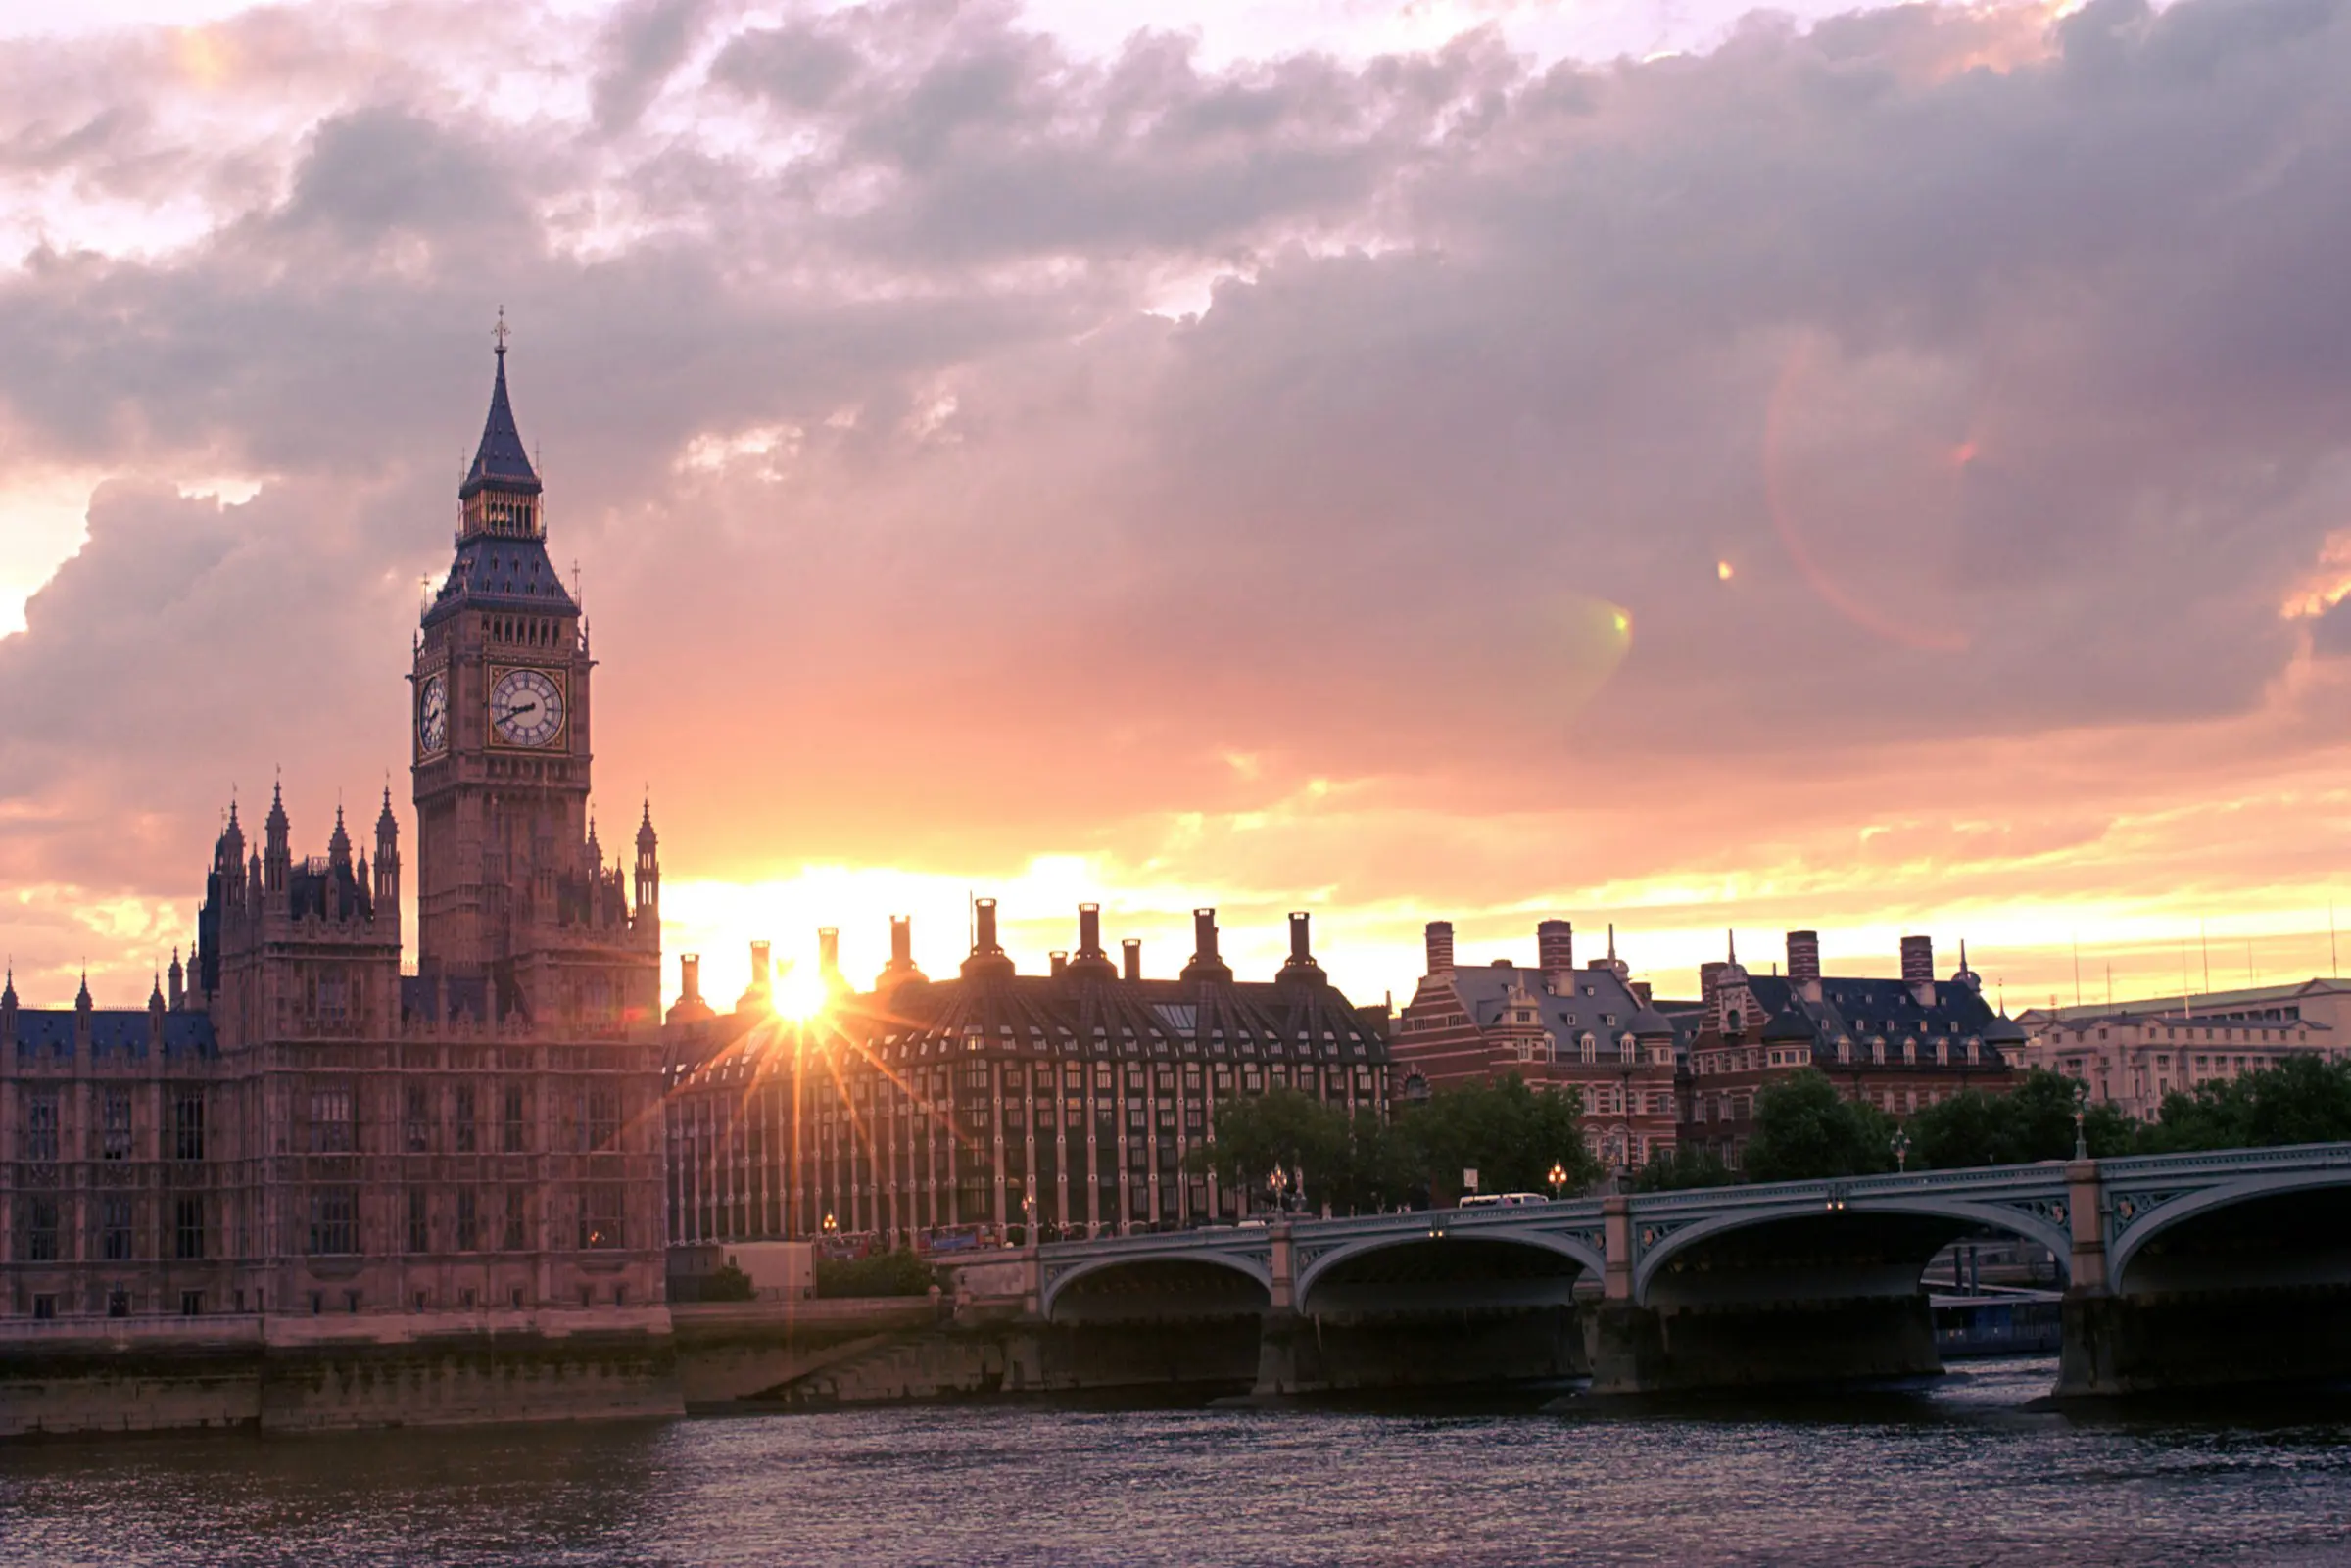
xmin=7 ymin=1361 xmax=2351 ymax=1566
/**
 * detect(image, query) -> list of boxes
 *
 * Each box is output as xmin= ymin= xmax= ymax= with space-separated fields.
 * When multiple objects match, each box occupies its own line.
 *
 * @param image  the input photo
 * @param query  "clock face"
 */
xmin=417 ymin=673 xmax=449 ymax=755
xmin=490 ymin=667 xmax=566 ymax=748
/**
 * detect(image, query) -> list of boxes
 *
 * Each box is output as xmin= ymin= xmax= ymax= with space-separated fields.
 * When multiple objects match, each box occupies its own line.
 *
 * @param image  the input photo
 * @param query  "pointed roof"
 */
xmin=461 ymin=342 xmax=543 ymax=499
xmin=327 ymin=803 xmax=352 ymax=866
xmin=75 ymin=969 xmax=92 ymax=1010
xmin=637 ymin=797 xmax=657 ymax=853
xmin=376 ymin=784 xmax=398 ymax=838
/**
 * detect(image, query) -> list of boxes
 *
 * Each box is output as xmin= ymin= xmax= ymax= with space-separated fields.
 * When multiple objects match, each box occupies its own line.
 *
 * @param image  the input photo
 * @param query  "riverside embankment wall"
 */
xmin=1 ymin=1307 xmax=682 ymax=1439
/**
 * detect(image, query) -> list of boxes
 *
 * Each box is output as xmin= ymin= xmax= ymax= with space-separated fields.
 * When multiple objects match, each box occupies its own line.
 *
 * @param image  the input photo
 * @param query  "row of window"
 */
xmin=15 ymin=1090 xmax=206 ymax=1162
xmin=11 ymin=1196 xmax=205 ymax=1262
xmin=304 ymin=1184 xmax=625 ymax=1256
xmin=304 ymin=1084 xmax=618 ymax=1154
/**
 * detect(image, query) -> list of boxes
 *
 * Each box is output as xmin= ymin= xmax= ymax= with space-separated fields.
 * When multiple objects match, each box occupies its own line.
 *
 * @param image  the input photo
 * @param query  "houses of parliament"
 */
xmin=0 ymin=338 xmax=672 ymax=1390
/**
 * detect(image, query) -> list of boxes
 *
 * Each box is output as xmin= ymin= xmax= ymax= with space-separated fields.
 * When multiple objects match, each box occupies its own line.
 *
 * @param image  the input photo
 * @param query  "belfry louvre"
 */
xmin=662 ymin=902 xmax=1393 ymax=1245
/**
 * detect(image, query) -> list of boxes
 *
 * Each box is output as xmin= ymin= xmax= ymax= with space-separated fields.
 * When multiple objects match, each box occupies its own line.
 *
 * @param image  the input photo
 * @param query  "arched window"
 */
xmin=1579 ymin=1032 xmax=1597 ymax=1064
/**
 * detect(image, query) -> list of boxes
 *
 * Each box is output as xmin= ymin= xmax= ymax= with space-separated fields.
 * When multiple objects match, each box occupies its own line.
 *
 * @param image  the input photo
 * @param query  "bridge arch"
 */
xmin=1039 ymin=1247 xmax=1272 ymax=1322
xmin=1631 ymin=1194 xmax=2072 ymax=1306
xmin=2109 ymin=1166 xmax=2351 ymax=1291
xmin=1296 ymin=1224 xmax=1604 ymax=1317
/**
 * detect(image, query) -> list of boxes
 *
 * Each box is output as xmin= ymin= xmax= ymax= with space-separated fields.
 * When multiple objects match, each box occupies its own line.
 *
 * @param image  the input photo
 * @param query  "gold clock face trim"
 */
xmin=489 ymin=665 xmax=567 ymax=749
xmin=416 ymin=671 xmax=449 ymax=757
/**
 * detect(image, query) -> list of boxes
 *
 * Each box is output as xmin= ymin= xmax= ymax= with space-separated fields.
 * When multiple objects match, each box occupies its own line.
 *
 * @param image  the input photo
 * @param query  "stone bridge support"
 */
xmin=1587 ymin=1194 xmax=1945 ymax=1396
xmin=2055 ymin=1156 xmax=2351 ymax=1398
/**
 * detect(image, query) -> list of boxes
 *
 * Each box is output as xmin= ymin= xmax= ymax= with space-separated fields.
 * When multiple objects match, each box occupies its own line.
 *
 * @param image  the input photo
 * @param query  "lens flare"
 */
xmin=772 ymin=960 xmax=828 ymax=1022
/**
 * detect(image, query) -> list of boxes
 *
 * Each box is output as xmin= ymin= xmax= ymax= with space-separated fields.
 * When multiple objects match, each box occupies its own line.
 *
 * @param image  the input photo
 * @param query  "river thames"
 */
xmin=5 ymin=1360 xmax=2348 ymax=1566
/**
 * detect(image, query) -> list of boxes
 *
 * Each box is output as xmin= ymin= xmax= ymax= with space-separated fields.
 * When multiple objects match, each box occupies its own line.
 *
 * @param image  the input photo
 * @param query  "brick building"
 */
xmin=1680 ymin=931 xmax=2023 ymax=1164
xmin=1390 ymin=920 xmax=1683 ymax=1169
xmin=662 ymin=904 xmax=1393 ymax=1245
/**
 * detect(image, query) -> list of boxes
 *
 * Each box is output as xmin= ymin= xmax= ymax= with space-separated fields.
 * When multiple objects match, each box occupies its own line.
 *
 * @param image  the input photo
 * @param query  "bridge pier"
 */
xmin=1586 ymin=1297 xmax=1941 ymax=1395
xmin=2053 ymin=1158 xmax=2351 ymax=1397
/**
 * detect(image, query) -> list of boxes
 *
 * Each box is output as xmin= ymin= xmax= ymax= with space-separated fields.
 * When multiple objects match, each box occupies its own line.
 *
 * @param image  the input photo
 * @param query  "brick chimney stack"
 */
xmin=1425 ymin=921 xmax=1456 ymax=976
xmin=1537 ymin=920 xmax=1573 ymax=989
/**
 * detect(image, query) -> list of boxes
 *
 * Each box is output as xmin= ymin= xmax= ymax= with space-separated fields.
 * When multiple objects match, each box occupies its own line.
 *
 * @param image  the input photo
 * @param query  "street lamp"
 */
xmin=1891 ymin=1130 xmax=1911 ymax=1174
xmin=1548 ymin=1162 xmax=1569 ymax=1202
xmin=2073 ymin=1081 xmax=2089 ymax=1160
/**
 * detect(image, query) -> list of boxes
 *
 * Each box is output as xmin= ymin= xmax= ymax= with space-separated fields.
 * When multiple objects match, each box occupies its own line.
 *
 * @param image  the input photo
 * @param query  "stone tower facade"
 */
xmin=409 ymin=341 xmax=660 ymax=1030
xmin=2 ymin=338 xmax=677 ymax=1433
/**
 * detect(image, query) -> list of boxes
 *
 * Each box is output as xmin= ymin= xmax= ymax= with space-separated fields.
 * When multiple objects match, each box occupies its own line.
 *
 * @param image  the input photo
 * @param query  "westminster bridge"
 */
xmin=956 ymin=1142 xmax=2351 ymax=1399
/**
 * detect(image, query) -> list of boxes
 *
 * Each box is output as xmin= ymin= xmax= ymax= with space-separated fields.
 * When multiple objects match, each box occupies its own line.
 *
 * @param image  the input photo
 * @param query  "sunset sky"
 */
xmin=4 ymin=0 xmax=2351 ymax=1015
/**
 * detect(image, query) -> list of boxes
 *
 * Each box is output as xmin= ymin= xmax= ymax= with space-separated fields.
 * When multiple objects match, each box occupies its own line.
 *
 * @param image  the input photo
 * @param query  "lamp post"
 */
xmin=1269 ymin=1164 xmax=1290 ymax=1217
xmin=1548 ymin=1162 xmax=1569 ymax=1202
xmin=2073 ymin=1081 xmax=2089 ymax=1161
xmin=1891 ymin=1129 xmax=1911 ymax=1174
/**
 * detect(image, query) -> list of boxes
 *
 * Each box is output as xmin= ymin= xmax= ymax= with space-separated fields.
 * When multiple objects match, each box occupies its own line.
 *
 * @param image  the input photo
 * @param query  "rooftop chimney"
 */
xmin=736 ymin=940 xmax=774 ymax=1014
xmin=818 ymin=927 xmax=840 ymax=986
xmin=1122 ymin=938 xmax=1142 ymax=982
xmin=1425 ymin=921 xmax=1456 ymax=976
xmin=1067 ymin=903 xmax=1118 ymax=978
xmin=1181 ymin=907 xmax=1232 ymax=982
xmin=1050 ymin=951 xmax=1069 ymax=977
xmin=1537 ymin=920 xmax=1573 ymax=987
xmin=1787 ymin=929 xmax=1821 ymax=986
xmin=1901 ymin=933 xmax=1936 ymax=1006
xmin=1278 ymin=911 xmax=1324 ymax=983
xmin=975 ymin=898 xmax=1000 ymax=955
xmin=962 ymin=898 xmax=1015 ymax=981
xmin=681 ymin=953 xmax=704 ymax=1005
xmin=877 ymin=913 xmax=927 ymax=992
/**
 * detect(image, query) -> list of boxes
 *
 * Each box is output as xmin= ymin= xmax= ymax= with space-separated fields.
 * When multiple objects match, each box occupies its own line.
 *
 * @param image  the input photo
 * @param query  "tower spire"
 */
xmin=461 ymin=313 xmax=542 ymax=501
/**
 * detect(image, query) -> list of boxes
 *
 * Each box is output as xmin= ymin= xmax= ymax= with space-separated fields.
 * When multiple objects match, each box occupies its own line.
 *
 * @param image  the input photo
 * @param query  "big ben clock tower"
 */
xmin=410 ymin=324 xmax=659 ymax=1026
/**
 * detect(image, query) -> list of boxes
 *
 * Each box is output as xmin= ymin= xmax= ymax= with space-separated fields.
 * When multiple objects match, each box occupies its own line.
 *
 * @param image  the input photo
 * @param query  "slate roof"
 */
xmin=423 ymin=534 xmax=577 ymax=625
xmin=459 ymin=348 xmax=542 ymax=499
xmin=1437 ymin=960 xmax=1675 ymax=1065
xmin=11 ymin=1009 xmax=219 ymax=1061
xmin=1736 ymin=973 xmax=2026 ymax=1058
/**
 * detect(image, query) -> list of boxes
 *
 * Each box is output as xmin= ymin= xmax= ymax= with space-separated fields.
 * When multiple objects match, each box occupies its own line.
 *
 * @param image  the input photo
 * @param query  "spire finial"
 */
xmin=1727 ymin=928 xmax=1737 ymax=964
xmin=494 ymin=306 xmax=510 ymax=356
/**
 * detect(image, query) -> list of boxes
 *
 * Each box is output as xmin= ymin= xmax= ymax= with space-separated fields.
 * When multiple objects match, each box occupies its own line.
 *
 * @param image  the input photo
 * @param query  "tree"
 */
xmin=815 ymin=1248 xmax=936 ymax=1299
xmin=1741 ymin=1069 xmax=1897 ymax=1182
xmin=1631 ymin=1145 xmax=1737 ymax=1192
xmin=1186 ymin=1087 xmax=1344 ymax=1206
xmin=1908 ymin=1069 xmax=2132 ymax=1168
xmin=2136 ymin=1056 xmax=2351 ymax=1152
xmin=697 ymin=1261 xmax=756 ymax=1302
xmin=1392 ymin=1075 xmax=1601 ymax=1202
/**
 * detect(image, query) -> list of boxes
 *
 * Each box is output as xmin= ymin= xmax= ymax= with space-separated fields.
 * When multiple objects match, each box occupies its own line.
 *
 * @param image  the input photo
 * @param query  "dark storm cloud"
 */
xmin=590 ymin=0 xmax=718 ymax=133
xmin=3 ymin=0 xmax=2351 ymax=974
